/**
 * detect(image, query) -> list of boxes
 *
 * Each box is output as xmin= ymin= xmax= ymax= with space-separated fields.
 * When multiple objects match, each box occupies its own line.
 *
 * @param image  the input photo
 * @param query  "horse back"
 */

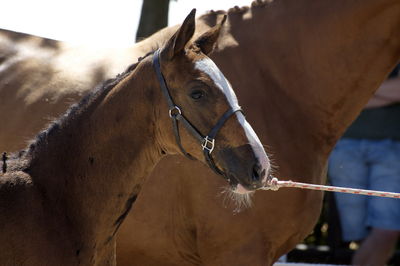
xmin=0 ymin=28 xmax=143 ymax=153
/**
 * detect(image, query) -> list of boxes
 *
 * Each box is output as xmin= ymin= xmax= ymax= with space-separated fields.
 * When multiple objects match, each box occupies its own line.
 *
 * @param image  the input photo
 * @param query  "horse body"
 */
xmin=118 ymin=1 xmax=400 ymax=265
xmin=0 ymin=12 xmax=270 ymax=265
xmin=0 ymin=169 xmax=73 ymax=265
xmin=0 ymin=60 xmax=155 ymax=266
xmin=1 ymin=66 xmax=167 ymax=265
xmin=0 ymin=29 xmax=148 ymax=152
xmin=1 ymin=0 xmax=400 ymax=265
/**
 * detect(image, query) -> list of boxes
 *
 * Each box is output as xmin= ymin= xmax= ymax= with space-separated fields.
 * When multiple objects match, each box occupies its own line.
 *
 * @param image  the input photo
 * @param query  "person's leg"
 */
xmin=352 ymin=228 xmax=400 ymax=266
xmin=353 ymin=139 xmax=400 ymax=265
xmin=328 ymin=139 xmax=369 ymax=242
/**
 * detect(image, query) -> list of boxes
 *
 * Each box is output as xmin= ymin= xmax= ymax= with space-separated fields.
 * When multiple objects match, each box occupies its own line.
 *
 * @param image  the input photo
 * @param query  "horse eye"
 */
xmin=190 ymin=90 xmax=204 ymax=100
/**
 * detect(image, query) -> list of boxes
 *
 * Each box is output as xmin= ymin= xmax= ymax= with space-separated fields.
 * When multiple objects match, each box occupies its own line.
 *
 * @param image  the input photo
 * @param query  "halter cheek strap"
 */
xmin=152 ymin=49 xmax=242 ymax=177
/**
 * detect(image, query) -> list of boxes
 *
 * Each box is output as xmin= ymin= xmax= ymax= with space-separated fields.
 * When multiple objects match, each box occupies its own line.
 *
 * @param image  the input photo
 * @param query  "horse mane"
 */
xmin=249 ymin=0 xmax=274 ymax=8
xmin=26 ymin=51 xmax=156 ymax=157
xmin=199 ymin=0 xmax=274 ymax=25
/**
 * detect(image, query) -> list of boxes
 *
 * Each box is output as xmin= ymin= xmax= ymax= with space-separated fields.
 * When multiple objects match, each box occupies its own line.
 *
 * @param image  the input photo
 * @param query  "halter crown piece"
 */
xmin=152 ymin=49 xmax=242 ymax=177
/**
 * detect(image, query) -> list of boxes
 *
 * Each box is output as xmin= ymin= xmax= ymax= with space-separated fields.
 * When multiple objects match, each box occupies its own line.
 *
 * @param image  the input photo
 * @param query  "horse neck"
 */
xmin=211 ymin=0 xmax=400 ymax=163
xmin=25 ymin=62 xmax=163 ymax=246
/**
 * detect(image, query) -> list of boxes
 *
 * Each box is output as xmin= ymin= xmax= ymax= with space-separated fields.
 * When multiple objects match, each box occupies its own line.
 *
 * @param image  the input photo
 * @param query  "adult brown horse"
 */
xmin=0 ymin=11 xmax=271 ymax=265
xmin=1 ymin=0 xmax=400 ymax=265
xmin=117 ymin=1 xmax=400 ymax=265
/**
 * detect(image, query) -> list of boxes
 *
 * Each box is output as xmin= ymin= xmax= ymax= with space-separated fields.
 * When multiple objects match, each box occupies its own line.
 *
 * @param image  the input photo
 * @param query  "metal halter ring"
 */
xmin=202 ymin=136 xmax=215 ymax=154
xmin=169 ymin=106 xmax=182 ymax=118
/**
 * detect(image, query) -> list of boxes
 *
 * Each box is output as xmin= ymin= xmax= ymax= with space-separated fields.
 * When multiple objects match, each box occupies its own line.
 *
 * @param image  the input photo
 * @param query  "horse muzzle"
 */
xmin=216 ymin=144 xmax=271 ymax=193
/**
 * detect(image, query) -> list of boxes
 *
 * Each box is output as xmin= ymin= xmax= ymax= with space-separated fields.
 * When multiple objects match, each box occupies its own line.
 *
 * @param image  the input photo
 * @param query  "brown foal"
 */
xmin=0 ymin=10 xmax=270 ymax=266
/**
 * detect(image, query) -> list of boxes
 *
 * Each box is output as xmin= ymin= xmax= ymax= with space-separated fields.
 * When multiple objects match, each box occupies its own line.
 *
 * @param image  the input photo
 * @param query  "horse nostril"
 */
xmin=252 ymin=162 xmax=265 ymax=182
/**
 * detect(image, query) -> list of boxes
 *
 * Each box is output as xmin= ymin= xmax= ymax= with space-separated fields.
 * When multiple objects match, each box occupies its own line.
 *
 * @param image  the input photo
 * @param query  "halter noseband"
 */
xmin=152 ymin=49 xmax=242 ymax=177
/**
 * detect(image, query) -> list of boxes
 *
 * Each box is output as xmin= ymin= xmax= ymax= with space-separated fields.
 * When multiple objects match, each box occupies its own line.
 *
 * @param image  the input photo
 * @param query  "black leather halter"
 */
xmin=152 ymin=49 xmax=242 ymax=177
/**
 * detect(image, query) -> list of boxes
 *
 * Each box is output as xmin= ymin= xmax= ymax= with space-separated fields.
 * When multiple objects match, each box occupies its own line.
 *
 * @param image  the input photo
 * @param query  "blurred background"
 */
xmin=0 ymin=0 xmax=250 ymax=46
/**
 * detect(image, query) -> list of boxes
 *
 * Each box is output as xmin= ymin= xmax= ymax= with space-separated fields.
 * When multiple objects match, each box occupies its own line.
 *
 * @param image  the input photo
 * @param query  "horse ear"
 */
xmin=194 ymin=15 xmax=227 ymax=55
xmin=160 ymin=9 xmax=196 ymax=60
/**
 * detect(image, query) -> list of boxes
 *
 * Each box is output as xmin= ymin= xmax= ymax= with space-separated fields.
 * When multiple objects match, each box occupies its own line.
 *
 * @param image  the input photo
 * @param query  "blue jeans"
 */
xmin=328 ymin=139 xmax=400 ymax=241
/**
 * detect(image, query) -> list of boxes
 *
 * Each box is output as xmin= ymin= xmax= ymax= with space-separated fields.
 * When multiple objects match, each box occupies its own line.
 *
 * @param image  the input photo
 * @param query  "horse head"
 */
xmin=150 ymin=9 xmax=271 ymax=193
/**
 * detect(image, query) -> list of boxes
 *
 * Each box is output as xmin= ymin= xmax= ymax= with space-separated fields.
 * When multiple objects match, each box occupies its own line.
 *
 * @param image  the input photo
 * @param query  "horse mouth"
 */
xmin=226 ymin=174 xmax=257 ymax=195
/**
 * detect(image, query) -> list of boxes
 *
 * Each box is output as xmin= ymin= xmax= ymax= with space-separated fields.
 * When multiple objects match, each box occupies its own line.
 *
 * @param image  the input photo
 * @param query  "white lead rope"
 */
xmin=261 ymin=177 xmax=400 ymax=199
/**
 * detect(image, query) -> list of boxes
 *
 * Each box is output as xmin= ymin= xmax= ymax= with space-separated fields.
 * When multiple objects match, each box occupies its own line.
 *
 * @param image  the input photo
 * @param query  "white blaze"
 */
xmin=194 ymin=58 xmax=269 ymax=178
xmin=195 ymin=58 xmax=240 ymax=110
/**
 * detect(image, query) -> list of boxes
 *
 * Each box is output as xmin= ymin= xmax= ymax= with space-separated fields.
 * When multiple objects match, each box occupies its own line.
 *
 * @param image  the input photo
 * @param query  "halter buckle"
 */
xmin=169 ymin=106 xmax=182 ymax=118
xmin=202 ymin=136 xmax=215 ymax=154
